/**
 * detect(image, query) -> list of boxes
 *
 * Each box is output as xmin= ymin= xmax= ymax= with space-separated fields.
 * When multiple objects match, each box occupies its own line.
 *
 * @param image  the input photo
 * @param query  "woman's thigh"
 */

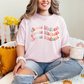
xmin=45 ymin=58 xmax=62 ymax=73
xmin=45 ymin=59 xmax=83 ymax=81
xmin=24 ymin=60 xmax=44 ymax=77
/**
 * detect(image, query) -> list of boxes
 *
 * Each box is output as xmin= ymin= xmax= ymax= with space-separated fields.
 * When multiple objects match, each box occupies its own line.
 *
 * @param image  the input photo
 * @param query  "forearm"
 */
xmin=61 ymin=46 xmax=71 ymax=55
xmin=17 ymin=45 xmax=25 ymax=57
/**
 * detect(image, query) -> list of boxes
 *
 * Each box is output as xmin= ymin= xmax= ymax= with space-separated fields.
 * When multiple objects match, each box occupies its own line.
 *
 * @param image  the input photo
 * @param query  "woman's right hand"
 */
xmin=13 ymin=59 xmax=25 ymax=75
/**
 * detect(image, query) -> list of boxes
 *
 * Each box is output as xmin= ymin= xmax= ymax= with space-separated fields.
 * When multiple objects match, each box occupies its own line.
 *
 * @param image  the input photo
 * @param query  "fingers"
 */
xmin=21 ymin=62 xmax=24 ymax=69
xmin=13 ymin=60 xmax=24 ymax=76
xmin=13 ymin=63 xmax=21 ymax=75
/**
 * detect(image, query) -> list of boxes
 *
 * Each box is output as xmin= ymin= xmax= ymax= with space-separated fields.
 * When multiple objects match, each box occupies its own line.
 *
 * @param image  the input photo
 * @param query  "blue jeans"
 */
xmin=12 ymin=59 xmax=83 ymax=84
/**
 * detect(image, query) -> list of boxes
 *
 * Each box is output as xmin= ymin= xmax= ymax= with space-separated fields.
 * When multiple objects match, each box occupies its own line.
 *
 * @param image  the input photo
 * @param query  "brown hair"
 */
xmin=18 ymin=0 xmax=60 ymax=27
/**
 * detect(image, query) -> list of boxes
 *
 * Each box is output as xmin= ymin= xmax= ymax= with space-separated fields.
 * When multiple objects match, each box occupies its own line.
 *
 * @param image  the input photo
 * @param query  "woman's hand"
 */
xmin=61 ymin=46 xmax=71 ymax=55
xmin=13 ymin=59 xmax=25 ymax=75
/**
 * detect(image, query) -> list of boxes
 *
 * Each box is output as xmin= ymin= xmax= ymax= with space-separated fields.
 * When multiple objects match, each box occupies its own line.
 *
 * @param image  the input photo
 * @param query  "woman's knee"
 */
xmin=13 ymin=68 xmax=35 ymax=84
xmin=17 ymin=67 xmax=35 ymax=75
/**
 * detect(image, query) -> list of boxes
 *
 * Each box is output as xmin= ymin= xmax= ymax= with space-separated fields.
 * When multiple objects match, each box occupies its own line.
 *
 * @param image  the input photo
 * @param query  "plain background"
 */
xmin=0 ymin=0 xmax=84 ymax=44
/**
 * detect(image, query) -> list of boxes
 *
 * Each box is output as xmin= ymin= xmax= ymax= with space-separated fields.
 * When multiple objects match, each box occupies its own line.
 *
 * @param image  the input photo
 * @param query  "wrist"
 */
xmin=18 ymin=59 xmax=24 ymax=63
xmin=16 ymin=56 xmax=26 ymax=64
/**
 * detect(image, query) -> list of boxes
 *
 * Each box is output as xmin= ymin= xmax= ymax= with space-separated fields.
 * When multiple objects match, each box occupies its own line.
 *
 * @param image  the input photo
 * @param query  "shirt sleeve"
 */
xmin=61 ymin=17 xmax=70 ymax=48
xmin=16 ymin=19 xmax=26 ymax=46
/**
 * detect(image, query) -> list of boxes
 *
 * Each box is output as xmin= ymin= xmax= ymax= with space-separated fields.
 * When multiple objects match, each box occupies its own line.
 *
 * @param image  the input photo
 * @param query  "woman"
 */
xmin=13 ymin=0 xmax=83 ymax=84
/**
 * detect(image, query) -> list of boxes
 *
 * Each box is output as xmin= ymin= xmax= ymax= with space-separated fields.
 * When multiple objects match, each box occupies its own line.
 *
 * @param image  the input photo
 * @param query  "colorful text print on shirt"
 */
xmin=31 ymin=25 xmax=59 ymax=42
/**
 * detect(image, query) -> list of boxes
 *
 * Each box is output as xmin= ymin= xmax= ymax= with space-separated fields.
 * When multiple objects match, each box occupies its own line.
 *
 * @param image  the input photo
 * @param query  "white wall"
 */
xmin=59 ymin=0 xmax=84 ymax=40
xmin=0 ymin=0 xmax=29 ymax=44
xmin=0 ymin=0 xmax=84 ymax=44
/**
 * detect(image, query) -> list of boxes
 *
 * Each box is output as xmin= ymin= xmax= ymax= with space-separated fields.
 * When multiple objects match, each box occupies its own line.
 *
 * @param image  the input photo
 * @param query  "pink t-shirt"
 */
xmin=16 ymin=13 xmax=70 ymax=62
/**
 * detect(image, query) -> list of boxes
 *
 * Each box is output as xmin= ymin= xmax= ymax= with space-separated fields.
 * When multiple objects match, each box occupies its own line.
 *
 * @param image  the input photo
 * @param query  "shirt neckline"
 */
xmin=35 ymin=13 xmax=54 ymax=19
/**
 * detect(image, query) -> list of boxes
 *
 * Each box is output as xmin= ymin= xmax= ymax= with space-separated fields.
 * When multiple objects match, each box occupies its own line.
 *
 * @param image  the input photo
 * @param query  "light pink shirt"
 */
xmin=16 ymin=13 xmax=70 ymax=62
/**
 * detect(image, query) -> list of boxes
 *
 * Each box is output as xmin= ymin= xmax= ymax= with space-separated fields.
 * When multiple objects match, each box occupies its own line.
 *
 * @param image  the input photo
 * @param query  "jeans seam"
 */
xmin=49 ymin=71 xmax=57 ymax=81
xmin=46 ymin=71 xmax=56 ymax=82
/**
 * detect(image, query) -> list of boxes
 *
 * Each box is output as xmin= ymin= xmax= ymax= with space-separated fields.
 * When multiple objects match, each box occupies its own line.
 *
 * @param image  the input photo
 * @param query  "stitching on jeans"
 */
xmin=48 ymin=71 xmax=56 ymax=81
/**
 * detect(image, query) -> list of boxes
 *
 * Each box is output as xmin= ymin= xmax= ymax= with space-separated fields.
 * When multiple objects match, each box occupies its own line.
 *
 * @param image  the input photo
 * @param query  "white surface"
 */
xmin=59 ymin=0 xmax=84 ymax=40
xmin=0 ymin=72 xmax=14 ymax=84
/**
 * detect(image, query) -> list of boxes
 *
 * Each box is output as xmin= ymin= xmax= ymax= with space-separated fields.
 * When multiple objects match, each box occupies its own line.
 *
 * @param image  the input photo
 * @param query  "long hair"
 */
xmin=18 ymin=0 xmax=60 ymax=27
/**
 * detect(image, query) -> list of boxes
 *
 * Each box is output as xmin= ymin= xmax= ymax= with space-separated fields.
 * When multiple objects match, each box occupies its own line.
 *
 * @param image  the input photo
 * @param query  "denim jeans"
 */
xmin=12 ymin=58 xmax=83 ymax=84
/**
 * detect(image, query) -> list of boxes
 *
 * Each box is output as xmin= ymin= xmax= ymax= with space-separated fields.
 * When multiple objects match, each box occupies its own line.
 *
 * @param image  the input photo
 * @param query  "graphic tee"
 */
xmin=16 ymin=13 xmax=70 ymax=62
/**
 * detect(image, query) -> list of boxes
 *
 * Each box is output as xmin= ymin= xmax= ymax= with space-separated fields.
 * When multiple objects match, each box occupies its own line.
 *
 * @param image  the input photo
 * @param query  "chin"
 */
xmin=40 ymin=8 xmax=49 ymax=11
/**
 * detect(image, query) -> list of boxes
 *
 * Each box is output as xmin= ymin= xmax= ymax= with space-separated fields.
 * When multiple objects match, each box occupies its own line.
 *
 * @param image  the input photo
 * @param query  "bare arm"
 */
xmin=61 ymin=46 xmax=71 ymax=55
xmin=17 ymin=45 xmax=25 ymax=57
xmin=13 ymin=45 xmax=25 ymax=75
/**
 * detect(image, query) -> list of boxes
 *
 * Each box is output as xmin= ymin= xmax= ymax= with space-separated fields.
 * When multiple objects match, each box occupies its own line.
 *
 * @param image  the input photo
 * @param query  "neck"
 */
xmin=38 ymin=10 xmax=51 ymax=16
